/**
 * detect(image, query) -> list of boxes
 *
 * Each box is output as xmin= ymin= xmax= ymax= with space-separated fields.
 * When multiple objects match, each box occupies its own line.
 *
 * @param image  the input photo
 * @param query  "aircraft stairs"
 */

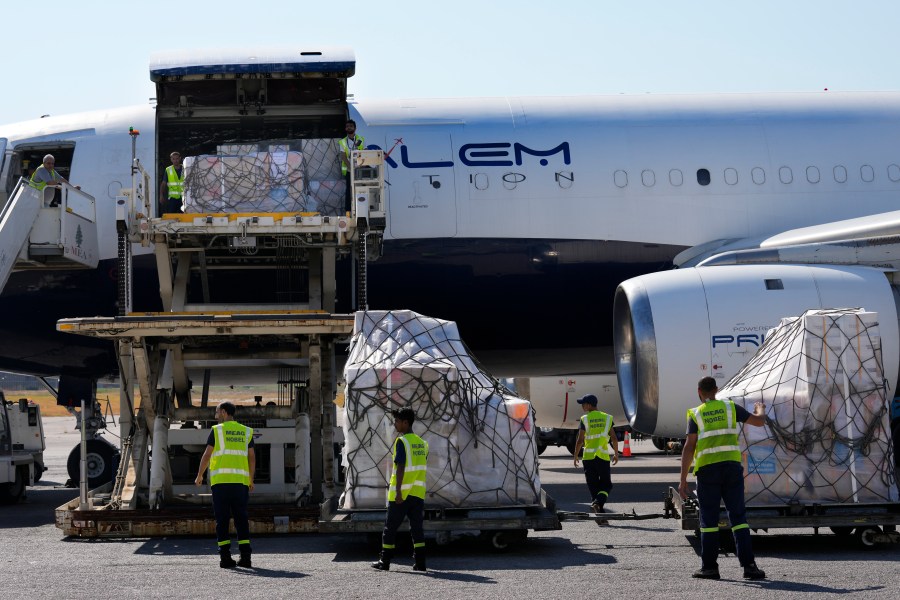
xmin=54 ymin=149 xmax=386 ymax=535
xmin=0 ymin=178 xmax=99 ymax=295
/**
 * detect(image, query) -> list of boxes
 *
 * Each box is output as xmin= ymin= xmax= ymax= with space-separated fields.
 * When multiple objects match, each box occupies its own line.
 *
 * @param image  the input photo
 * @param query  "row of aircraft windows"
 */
xmin=613 ymin=165 xmax=900 ymax=188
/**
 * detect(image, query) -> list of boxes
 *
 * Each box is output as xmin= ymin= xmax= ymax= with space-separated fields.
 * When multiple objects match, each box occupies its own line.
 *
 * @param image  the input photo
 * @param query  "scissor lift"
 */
xmin=55 ymin=147 xmax=386 ymax=537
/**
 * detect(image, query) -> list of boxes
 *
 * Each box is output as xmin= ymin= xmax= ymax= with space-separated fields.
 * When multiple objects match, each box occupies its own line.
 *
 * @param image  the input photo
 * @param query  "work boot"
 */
xmin=237 ymin=545 xmax=252 ymax=568
xmin=743 ymin=563 xmax=766 ymax=580
xmin=371 ymin=549 xmax=393 ymax=571
xmin=412 ymin=550 xmax=427 ymax=572
xmin=692 ymin=567 xmax=720 ymax=580
xmin=219 ymin=547 xmax=237 ymax=569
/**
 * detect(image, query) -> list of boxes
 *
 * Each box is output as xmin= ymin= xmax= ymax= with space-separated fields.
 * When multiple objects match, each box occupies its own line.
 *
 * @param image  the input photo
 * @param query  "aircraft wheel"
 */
xmin=652 ymin=437 xmax=668 ymax=451
xmin=0 ymin=466 xmax=26 ymax=505
xmin=67 ymin=439 xmax=117 ymax=488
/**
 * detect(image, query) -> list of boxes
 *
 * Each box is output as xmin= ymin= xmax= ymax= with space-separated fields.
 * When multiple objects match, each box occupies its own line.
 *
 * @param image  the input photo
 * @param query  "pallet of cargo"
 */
xmin=319 ymin=488 xmax=561 ymax=550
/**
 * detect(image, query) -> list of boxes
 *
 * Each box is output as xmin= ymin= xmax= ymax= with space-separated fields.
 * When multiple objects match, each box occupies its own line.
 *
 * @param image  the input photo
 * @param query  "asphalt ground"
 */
xmin=0 ymin=418 xmax=897 ymax=600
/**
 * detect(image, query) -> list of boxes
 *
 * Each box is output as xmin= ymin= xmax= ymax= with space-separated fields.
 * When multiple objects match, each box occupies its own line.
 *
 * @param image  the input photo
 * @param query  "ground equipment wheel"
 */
xmin=0 ymin=466 xmax=26 ymax=504
xmin=483 ymin=529 xmax=527 ymax=552
xmin=855 ymin=526 xmax=882 ymax=549
xmin=830 ymin=526 xmax=854 ymax=537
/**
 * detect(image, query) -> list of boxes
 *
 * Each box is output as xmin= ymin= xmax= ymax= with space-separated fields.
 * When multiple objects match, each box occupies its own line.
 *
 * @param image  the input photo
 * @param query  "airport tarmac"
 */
xmin=0 ymin=417 xmax=897 ymax=600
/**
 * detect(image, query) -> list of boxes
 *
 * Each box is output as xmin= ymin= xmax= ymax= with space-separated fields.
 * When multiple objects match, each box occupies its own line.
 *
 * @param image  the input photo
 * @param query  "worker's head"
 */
xmin=577 ymin=394 xmax=598 ymax=412
xmin=216 ymin=401 xmax=236 ymax=421
xmin=345 ymin=119 xmax=357 ymax=134
xmin=42 ymin=154 xmax=55 ymax=167
xmin=169 ymin=151 xmax=182 ymax=165
xmin=697 ymin=376 xmax=718 ymax=401
xmin=391 ymin=407 xmax=416 ymax=433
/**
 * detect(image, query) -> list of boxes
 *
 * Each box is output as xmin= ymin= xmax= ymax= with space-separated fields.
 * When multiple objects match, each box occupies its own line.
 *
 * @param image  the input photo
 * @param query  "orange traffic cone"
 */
xmin=621 ymin=431 xmax=632 ymax=457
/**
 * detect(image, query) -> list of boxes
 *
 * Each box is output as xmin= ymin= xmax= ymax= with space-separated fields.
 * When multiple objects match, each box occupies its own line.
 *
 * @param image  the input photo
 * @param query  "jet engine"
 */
xmin=613 ymin=264 xmax=900 ymax=438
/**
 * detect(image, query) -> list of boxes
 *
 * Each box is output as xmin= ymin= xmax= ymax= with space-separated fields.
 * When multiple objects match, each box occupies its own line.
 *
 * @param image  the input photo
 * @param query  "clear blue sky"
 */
xmin=2 ymin=1 xmax=898 ymax=125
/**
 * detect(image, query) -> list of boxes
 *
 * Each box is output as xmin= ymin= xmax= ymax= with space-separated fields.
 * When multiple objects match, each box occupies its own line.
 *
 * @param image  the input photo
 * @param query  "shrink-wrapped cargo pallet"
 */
xmin=718 ymin=309 xmax=898 ymax=505
xmin=340 ymin=310 xmax=541 ymax=509
xmin=181 ymin=139 xmax=345 ymax=215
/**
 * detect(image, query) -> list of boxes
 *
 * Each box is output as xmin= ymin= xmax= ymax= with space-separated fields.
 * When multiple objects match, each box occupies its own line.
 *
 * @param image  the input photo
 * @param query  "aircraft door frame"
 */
xmin=383 ymin=129 xmax=458 ymax=239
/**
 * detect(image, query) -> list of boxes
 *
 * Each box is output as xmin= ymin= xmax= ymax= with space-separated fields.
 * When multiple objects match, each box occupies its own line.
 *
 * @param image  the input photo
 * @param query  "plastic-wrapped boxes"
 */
xmin=181 ymin=140 xmax=345 ymax=215
xmin=719 ymin=309 xmax=898 ymax=505
xmin=340 ymin=310 xmax=542 ymax=509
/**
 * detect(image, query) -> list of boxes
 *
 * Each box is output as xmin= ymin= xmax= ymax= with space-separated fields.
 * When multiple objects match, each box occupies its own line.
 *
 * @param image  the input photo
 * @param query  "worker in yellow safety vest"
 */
xmin=573 ymin=394 xmax=619 ymax=515
xmin=371 ymin=407 xmax=429 ymax=572
xmin=679 ymin=376 xmax=767 ymax=581
xmin=29 ymin=154 xmax=78 ymax=206
xmin=195 ymin=401 xmax=256 ymax=569
xmin=159 ymin=151 xmax=185 ymax=215
xmin=339 ymin=119 xmax=364 ymax=213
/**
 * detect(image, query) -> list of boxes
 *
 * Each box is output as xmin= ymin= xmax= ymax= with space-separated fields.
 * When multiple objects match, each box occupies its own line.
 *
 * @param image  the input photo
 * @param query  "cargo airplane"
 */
xmin=2 ymin=47 xmax=900 ymax=449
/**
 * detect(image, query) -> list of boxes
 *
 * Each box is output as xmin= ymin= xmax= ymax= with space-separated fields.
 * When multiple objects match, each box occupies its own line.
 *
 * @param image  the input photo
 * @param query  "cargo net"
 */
xmin=718 ymin=308 xmax=898 ymax=506
xmin=340 ymin=310 xmax=541 ymax=509
xmin=182 ymin=139 xmax=345 ymax=214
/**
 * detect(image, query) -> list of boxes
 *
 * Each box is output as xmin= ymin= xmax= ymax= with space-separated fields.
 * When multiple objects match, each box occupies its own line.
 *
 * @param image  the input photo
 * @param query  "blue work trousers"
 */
xmin=211 ymin=483 xmax=250 ymax=548
xmin=696 ymin=461 xmax=755 ymax=569
xmin=582 ymin=457 xmax=612 ymax=506
xmin=382 ymin=496 xmax=425 ymax=549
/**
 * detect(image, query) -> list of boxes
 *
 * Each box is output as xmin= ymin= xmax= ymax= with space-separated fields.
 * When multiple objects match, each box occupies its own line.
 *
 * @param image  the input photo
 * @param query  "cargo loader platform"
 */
xmin=665 ymin=487 xmax=900 ymax=548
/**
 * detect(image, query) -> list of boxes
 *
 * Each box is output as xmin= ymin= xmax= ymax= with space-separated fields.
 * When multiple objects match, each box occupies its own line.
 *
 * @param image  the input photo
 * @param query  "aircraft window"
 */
xmin=724 ymin=168 xmax=738 ymax=185
xmin=614 ymin=170 xmax=628 ymax=188
xmin=834 ymin=165 xmax=847 ymax=183
xmin=860 ymin=165 xmax=875 ymax=182
xmin=806 ymin=166 xmax=820 ymax=184
xmin=696 ymin=169 xmax=711 ymax=186
xmin=669 ymin=169 xmax=683 ymax=186
xmin=751 ymin=167 xmax=765 ymax=185
xmin=641 ymin=170 xmax=655 ymax=187
xmin=765 ymin=279 xmax=784 ymax=290
xmin=779 ymin=167 xmax=793 ymax=184
xmin=889 ymin=164 xmax=900 ymax=182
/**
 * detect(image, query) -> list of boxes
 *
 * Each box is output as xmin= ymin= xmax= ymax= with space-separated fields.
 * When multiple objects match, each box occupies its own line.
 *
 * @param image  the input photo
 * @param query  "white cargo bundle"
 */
xmin=340 ymin=310 xmax=541 ymax=509
xmin=718 ymin=308 xmax=898 ymax=506
xmin=181 ymin=139 xmax=345 ymax=214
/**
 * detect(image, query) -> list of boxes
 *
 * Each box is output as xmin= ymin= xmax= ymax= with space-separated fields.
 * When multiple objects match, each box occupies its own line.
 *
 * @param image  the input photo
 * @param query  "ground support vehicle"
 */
xmin=0 ymin=393 xmax=45 ymax=504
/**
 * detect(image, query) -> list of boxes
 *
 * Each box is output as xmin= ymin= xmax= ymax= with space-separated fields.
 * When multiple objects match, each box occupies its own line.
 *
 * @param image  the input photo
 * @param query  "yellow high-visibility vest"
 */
xmin=209 ymin=421 xmax=252 ymax=486
xmin=165 ymin=165 xmax=184 ymax=199
xmin=689 ymin=399 xmax=741 ymax=471
xmin=388 ymin=432 xmax=428 ymax=501
xmin=581 ymin=410 xmax=613 ymax=461
xmin=339 ymin=135 xmax=365 ymax=176
xmin=29 ymin=167 xmax=59 ymax=191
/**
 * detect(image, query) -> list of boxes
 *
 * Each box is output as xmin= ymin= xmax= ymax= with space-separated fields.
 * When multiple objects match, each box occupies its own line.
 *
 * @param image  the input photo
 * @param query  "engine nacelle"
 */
xmin=613 ymin=264 xmax=900 ymax=438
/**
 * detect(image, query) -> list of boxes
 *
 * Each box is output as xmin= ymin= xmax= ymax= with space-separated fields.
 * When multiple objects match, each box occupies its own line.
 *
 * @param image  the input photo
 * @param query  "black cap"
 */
xmin=576 ymin=394 xmax=598 ymax=406
xmin=391 ymin=407 xmax=416 ymax=423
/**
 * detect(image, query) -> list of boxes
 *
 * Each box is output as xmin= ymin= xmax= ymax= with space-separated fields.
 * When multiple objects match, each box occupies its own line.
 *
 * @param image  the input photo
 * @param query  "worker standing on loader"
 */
xmin=195 ymin=401 xmax=256 ymax=569
xmin=573 ymin=394 xmax=619 ymax=513
xmin=371 ymin=407 xmax=429 ymax=572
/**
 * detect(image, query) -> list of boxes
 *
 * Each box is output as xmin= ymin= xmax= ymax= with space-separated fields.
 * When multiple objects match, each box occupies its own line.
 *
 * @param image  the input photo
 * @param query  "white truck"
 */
xmin=0 ymin=391 xmax=46 ymax=504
